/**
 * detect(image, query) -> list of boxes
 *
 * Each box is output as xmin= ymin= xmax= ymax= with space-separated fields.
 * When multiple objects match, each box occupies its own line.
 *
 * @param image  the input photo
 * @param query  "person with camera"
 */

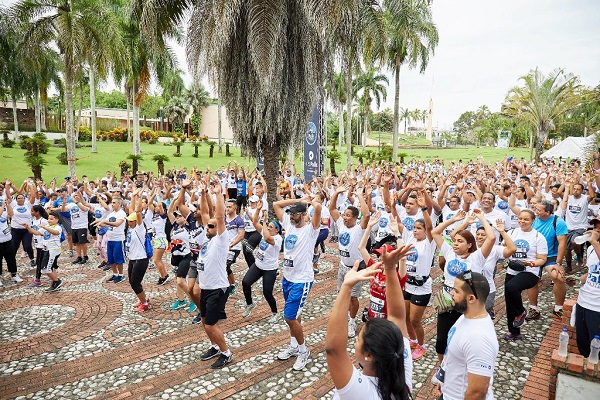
xmin=503 ymin=209 xmax=548 ymax=340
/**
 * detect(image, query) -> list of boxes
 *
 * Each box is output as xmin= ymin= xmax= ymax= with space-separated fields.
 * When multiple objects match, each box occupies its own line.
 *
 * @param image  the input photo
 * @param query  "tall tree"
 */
xmin=13 ymin=0 xmax=117 ymax=176
xmin=503 ymin=68 xmax=581 ymax=161
xmin=325 ymin=71 xmax=347 ymax=149
xmin=384 ymin=0 xmax=438 ymax=161
xmin=354 ymin=66 xmax=388 ymax=150
xmin=400 ymin=107 xmax=412 ymax=135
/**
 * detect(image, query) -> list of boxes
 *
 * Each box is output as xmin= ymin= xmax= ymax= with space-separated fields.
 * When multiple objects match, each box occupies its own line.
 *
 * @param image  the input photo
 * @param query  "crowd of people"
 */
xmin=1 ymin=154 xmax=600 ymax=399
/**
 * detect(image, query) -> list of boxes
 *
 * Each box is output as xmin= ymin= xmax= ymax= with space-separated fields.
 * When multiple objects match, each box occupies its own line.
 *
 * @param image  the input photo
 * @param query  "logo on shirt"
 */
xmin=43 ymin=231 xmax=51 ymax=240
xmin=285 ymin=234 xmax=298 ymax=251
xmin=402 ymin=217 xmax=415 ymax=231
xmin=497 ymin=200 xmax=508 ymax=210
xmin=17 ymin=206 xmax=27 ymax=213
xmin=200 ymin=241 xmax=209 ymax=256
xmin=94 ymin=210 xmax=103 ymax=219
xmin=0 ymin=216 xmax=6 ymax=223
xmin=339 ymin=232 xmax=351 ymax=246
xmin=568 ymin=205 xmax=582 ymax=214
xmin=446 ymin=326 xmax=457 ymax=350
xmin=379 ymin=217 xmax=388 ymax=228
xmin=259 ymin=239 xmax=269 ymax=251
xmin=406 ymin=247 xmax=419 ymax=263
xmin=109 ymin=217 xmax=116 ymax=222
xmin=71 ymin=206 xmax=80 ymax=213
xmin=514 ymin=239 xmax=530 ymax=259
xmin=446 ymin=213 xmax=454 ymax=221
xmin=446 ymin=259 xmax=467 ymax=277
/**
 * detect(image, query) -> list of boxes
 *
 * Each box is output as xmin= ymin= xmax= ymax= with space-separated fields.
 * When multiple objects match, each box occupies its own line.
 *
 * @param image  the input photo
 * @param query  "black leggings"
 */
xmin=505 ymin=272 xmax=539 ymax=335
xmin=35 ymin=248 xmax=44 ymax=280
xmin=242 ymin=231 xmax=261 ymax=268
xmin=242 ymin=264 xmax=278 ymax=313
xmin=128 ymin=258 xmax=149 ymax=295
xmin=0 ymin=240 xmax=18 ymax=274
xmin=435 ymin=309 xmax=462 ymax=355
xmin=11 ymin=228 xmax=34 ymax=260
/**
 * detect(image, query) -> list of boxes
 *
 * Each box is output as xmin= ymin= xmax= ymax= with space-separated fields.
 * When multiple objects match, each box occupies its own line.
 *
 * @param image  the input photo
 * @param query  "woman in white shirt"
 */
xmin=148 ymin=189 xmax=170 ymax=285
xmin=28 ymin=205 xmax=49 ymax=287
xmin=11 ymin=190 xmax=36 ymax=267
xmin=325 ymin=244 xmax=414 ymax=400
xmin=125 ymin=195 xmax=150 ymax=312
xmin=0 ymin=200 xmax=20 ymax=284
xmin=503 ymin=209 xmax=547 ymax=340
xmin=241 ymin=204 xmax=283 ymax=322
xmin=23 ymin=211 xmax=63 ymax=291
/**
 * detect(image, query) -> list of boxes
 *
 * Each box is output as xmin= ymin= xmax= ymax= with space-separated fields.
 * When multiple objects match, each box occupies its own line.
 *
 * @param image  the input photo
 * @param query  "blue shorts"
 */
xmin=282 ymin=278 xmax=313 ymax=320
xmin=107 ymin=240 xmax=125 ymax=265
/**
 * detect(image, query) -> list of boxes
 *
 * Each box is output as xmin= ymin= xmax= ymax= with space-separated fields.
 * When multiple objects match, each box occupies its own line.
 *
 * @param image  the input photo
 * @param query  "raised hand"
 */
xmin=368 ymin=211 xmax=381 ymax=227
xmin=450 ymin=209 xmax=467 ymax=222
xmin=381 ymin=244 xmax=415 ymax=270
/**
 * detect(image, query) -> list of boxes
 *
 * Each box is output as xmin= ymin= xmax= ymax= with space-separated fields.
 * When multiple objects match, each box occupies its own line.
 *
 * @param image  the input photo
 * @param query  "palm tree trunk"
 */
xmin=34 ymin=90 xmax=41 ymax=133
xmin=262 ymin=137 xmax=281 ymax=219
xmin=76 ymin=83 xmax=83 ymax=140
xmin=218 ymin=98 xmax=223 ymax=153
xmin=392 ymin=61 xmax=400 ymax=162
xmin=535 ymin=128 xmax=547 ymax=162
xmin=133 ymin=80 xmax=141 ymax=156
xmin=90 ymin=67 xmax=97 ymax=153
xmin=40 ymin=87 xmax=47 ymax=130
xmin=345 ymin=60 xmax=353 ymax=164
xmin=126 ymin=86 xmax=131 ymax=142
xmin=338 ymin=107 xmax=344 ymax=149
xmin=11 ymin=97 xmax=19 ymax=142
xmin=529 ymin=128 xmax=534 ymax=160
xmin=362 ymin=114 xmax=368 ymax=152
xmin=65 ymin=57 xmax=76 ymax=177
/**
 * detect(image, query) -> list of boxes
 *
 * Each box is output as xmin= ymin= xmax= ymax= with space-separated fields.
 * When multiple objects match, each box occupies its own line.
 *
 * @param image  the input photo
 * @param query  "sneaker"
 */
xmin=313 ymin=268 xmax=319 ymax=275
xmin=292 ymin=349 xmax=311 ymax=371
xmin=200 ymin=346 xmax=221 ymax=361
xmin=192 ymin=313 xmax=202 ymax=325
xmin=525 ymin=308 xmax=541 ymax=321
xmin=114 ymin=275 xmax=126 ymax=284
xmin=106 ymin=275 xmax=117 ymax=283
xmin=28 ymin=280 xmax=42 ymax=288
xmin=268 ymin=313 xmax=280 ymax=324
xmin=410 ymin=340 xmax=418 ymax=350
xmin=0 ymin=280 xmax=3 ymax=287
xmin=502 ymin=332 xmax=524 ymax=341
xmin=170 ymin=299 xmax=187 ymax=310
xmin=30 ymin=259 xmax=36 ymax=267
xmin=11 ymin=274 xmax=23 ymax=283
xmin=431 ymin=367 xmax=441 ymax=385
xmin=187 ymin=302 xmax=197 ymax=313
xmin=72 ymin=257 xmax=83 ymax=265
xmin=102 ymin=264 xmax=112 ymax=271
xmin=46 ymin=279 xmax=63 ymax=292
xmin=135 ymin=302 xmax=150 ymax=312
xmin=97 ymin=261 xmax=107 ymax=269
xmin=230 ymin=282 xmax=238 ymax=296
xmin=133 ymin=298 xmax=150 ymax=309
xmin=277 ymin=345 xmax=300 ymax=360
xmin=412 ymin=344 xmax=427 ymax=361
xmin=242 ymin=303 xmax=256 ymax=318
xmin=348 ymin=318 xmax=356 ymax=338
xmin=552 ymin=309 xmax=563 ymax=319
xmin=210 ymin=353 xmax=233 ymax=369
xmin=148 ymin=261 xmax=155 ymax=269
xmin=513 ymin=310 xmax=528 ymax=328
xmin=82 ymin=256 xmax=89 ymax=264
xmin=68 ymin=250 xmax=74 ymax=258
xmin=157 ymin=274 xmax=170 ymax=286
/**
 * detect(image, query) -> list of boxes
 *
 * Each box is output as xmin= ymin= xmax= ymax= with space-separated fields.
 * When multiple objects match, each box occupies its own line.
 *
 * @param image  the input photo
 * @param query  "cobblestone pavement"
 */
xmin=0 ymin=244 xmax=582 ymax=399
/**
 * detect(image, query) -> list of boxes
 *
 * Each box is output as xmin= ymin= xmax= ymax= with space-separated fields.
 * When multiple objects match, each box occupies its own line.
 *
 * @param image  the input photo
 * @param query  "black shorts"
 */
xmin=403 ymin=291 xmax=431 ymax=307
xmin=567 ymin=229 xmax=586 ymax=250
xmin=227 ymin=188 xmax=237 ymax=199
xmin=226 ymin=249 xmax=241 ymax=275
xmin=188 ymin=259 xmax=198 ymax=279
xmin=236 ymin=195 xmax=248 ymax=209
xmin=172 ymin=254 xmax=193 ymax=278
xmin=72 ymin=228 xmax=88 ymax=244
xmin=200 ymin=287 xmax=230 ymax=325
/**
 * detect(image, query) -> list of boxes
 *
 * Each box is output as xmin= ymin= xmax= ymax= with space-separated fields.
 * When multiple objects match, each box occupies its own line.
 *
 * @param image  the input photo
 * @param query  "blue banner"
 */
xmin=304 ymin=106 xmax=321 ymax=181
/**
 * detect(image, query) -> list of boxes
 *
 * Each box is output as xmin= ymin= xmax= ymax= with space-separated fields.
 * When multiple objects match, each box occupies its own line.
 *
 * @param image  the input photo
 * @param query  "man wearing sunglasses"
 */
xmin=436 ymin=270 xmax=499 ymax=400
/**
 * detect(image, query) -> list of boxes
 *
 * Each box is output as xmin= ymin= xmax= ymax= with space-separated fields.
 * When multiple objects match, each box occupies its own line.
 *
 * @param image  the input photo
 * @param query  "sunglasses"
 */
xmin=462 ymin=270 xmax=478 ymax=299
xmin=206 ymin=223 xmax=216 ymax=229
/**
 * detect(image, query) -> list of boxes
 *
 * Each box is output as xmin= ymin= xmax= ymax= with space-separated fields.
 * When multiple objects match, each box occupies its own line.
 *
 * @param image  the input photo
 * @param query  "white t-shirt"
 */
xmin=440 ymin=242 xmax=486 ymax=299
xmin=90 ymin=203 xmax=109 ymax=223
xmin=471 ymin=209 xmax=510 ymax=244
xmin=10 ymin=201 xmax=32 ymax=229
xmin=281 ymin=214 xmax=320 ymax=283
xmin=440 ymin=315 xmax=499 ymax=400
xmin=331 ymin=337 xmax=413 ymax=399
xmin=0 ymin=214 xmax=11 ymax=242
xmin=65 ymin=203 xmax=89 ymax=230
xmin=32 ymin=217 xmax=47 ymax=249
xmin=495 ymin=196 xmax=510 ymax=215
xmin=403 ymin=229 xmax=435 ymax=295
xmin=170 ymin=219 xmax=193 ymax=257
xmin=244 ymin=207 xmax=258 ymax=232
xmin=151 ymin=212 xmax=167 ymax=239
xmin=506 ymin=228 xmax=548 ymax=277
xmin=105 ymin=209 xmax=127 ymax=241
xmin=565 ymin=195 xmax=589 ymax=230
xmin=508 ymin=199 xmax=529 ymax=229
xmin=481 ymin=245 xmax=505 ymax=293
xmin=395 ymin=204 xmax=422 ymax=232
xmin=336 ymin=218 xmax=364 ymax=267
xmin=255 ymin=235 xmax=283 ymax=270
xmin=579 ymin=246 xmax=600 ymax=312
xmin=126 ymin=223 xmax=148 ymax=260
xmin=42 ymin=224 xmax=62 ymax=252
xmin=373 ymin=211 xmax=394 ymax=241
xmin=197 ymin=231 xmax=230 ymax=290
xmin=441 ymin=206 xmax=462 ymax=237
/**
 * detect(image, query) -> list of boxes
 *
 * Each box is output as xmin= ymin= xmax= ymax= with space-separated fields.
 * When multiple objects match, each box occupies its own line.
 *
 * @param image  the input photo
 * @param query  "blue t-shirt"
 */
xmin=53 ymin=196 xmax=74 ymax=218
xmin=236 ymin=180 xmax=247 ymax=196
xmin=532 ymin=215 xmax=568 ymax=257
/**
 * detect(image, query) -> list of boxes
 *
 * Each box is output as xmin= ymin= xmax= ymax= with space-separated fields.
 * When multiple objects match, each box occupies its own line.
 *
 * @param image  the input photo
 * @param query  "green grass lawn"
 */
xmin=1 ymin=139 xmax=531 ymax=183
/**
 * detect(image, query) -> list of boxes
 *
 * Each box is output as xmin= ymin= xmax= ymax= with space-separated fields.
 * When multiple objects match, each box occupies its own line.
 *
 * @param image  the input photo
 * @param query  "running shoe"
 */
xmin=133 ymin=298 xmax=150 ymax=309
xmin=348 ymin=319 xmax=356 ymax=338
xmin=97 ymin=261 xmax=107 ymax=269
xmin=525 ymin=308 xmax=541 ymax=321
xmin=187 ymin=302 xmax=197 ymax=313
xmin=513 ymin=310 xmax=528 ymax=328
xmin=292 ymin=349 xmax=311 ymax=371
xmin=242 ymin=303 xmax=256 ymax=318
xmin=114 ymin=275 xmax=126 ymax=283
xmin=106 ymin=275 xmax=117 ymax=283
xmin=268 ymin=313 xmax=280 ymax=324
xmin=313 ymin=268 xmax=319 ymax=275
xmin=102 ymin=264 xmax=112 ymax=271
xmin=211 ymin=353 xmax=233 ymax=369
xmin=28 ymin=280 xmax=42 ymax=288
xmin=230 ymin=282 xmax=238 ymax=296
xmin=82 ymin=256 xmax=89 ymax=264
xmin=192 ymin=313 xmax=202 ymax=325
xmin=502 ymin=332 xmax=524 ymax=341
xmin=431 ymin=367 xmax=441 ymax=385
xmin=552 ymin=309 xmax=563 ymax=319
xmin=46 ymin=279 xmax=63 ymax=292
xmin=68 ymin=250 xmax=74 ymax=258
xmin=412 ymin=345 xmax=427 ymax=361
xmin=0 ymin=280 xmax=3 ymax=287
xmin=200 ymin=346 xmax=220 ymax=360
xmin=157 ymin=274 xmax=170 ymax=286
xmin=72 ymin=257 xmax=83 ymax=265
xmin=135 ymin=302 xmax=150 ymax=312
xmin=170 ymin=299 xmax=187 ymax=310
xmin=11 ymin=274 xmax=23 ymax=283
xmin=277 ymin=345 xmax=300 ymax=360
xmin=30 ymin=259 xmax=36 ymax=267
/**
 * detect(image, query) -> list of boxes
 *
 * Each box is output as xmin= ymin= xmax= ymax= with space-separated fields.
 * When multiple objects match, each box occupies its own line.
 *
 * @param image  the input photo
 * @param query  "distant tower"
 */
xmin=426 ymin=98 xmax=433 ymax=141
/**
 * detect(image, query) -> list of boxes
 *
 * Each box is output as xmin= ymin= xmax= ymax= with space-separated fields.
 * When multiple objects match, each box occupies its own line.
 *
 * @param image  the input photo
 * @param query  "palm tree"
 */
xmin=185 ymin=83 xmax=210 ymax=134
xmin=503 ymin=68 xmax=581 ymax=161
xmin=384 ymin=0 xmax=438 ymax=161
xmin=12 ymin=0 xmax=117 ymax=176
xmin=325 ymin=71 xmax=348 ymax=150
xmin=163 ymin=96 xmax=190 ymax=133
xmin=400 ymin=107 xmax=412 ymax=135
xmin=354 ymin=67 xmax=388 ymax=150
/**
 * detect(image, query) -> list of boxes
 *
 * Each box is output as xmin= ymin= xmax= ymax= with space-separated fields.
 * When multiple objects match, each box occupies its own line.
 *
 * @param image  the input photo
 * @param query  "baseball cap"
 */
xmin=286 ymin=203 xmax=307 ymax=214
xmin=373 ymin=244 xmax=395 ymax=255
xmin=125 ymin=212 xmax=137 ymax=221
xmin=249 ymin=195 xmax=259 ymax=203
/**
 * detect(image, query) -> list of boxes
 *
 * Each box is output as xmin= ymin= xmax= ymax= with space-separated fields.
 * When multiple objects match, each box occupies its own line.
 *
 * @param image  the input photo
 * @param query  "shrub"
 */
xmin=2 ymin=132 xmax=16 ymax=148
xmin=57 ymin=151 xmax=68 ymax=165
xmin=78 ymin=126 xmax=92 ymax=141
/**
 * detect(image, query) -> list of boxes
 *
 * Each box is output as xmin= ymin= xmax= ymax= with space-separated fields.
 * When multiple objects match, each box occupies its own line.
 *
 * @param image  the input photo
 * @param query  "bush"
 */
xmin=57 ymin=151 xmax=68 ymax=165
xmin=2 ymin=132 xmax=15 ymax=148
xmin=78 ymin=126 xmax=92 ymax=141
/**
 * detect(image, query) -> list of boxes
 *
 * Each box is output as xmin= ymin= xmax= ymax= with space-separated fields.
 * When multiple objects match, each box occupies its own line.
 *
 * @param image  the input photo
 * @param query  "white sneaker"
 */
xmin=292 ymin=349 xmax=311 ymax=370
xmin=242 ymin=303 xmax=256 ymax=318
xmin=12 ymin=274 xmax=23 ymax=283
xmin=277 ymin=345 xmax=300 ymax=360
xmin=348 ymin=318 xmax=356 ymax=338
xmin=0 ymin=279 xmax=3 ymax=287
xmin=268 ymin=312 xmax=280 ymax=324
xmin=431 ymin=367 xmax=441 ymax=385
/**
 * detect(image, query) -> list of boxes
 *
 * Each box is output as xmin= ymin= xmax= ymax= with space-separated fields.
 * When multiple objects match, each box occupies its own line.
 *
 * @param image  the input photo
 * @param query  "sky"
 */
xmin=3 ymin=0 xmax=600 ymax=130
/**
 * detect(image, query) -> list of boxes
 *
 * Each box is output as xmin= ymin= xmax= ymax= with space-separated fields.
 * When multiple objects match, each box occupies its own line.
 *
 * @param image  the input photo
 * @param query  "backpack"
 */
xmin=135 ymin=228 xmax=153 ymax=259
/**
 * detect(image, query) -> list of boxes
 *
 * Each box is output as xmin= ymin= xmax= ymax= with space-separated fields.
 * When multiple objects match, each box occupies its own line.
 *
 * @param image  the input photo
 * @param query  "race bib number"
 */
xmin=339 ymin=249 xmax=350 ymax=258
xmin=198 ymin=262 xmax=205 ymax=272
xmin=406 ymin=262 xmax=417 ymax=273
xmin=283 ymin=258 xmax=294 ymax=268
xmin=2 ymin=227 xmax=10 ymax=235
xmin=256 ymin=251 xmax=265 ymax=261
